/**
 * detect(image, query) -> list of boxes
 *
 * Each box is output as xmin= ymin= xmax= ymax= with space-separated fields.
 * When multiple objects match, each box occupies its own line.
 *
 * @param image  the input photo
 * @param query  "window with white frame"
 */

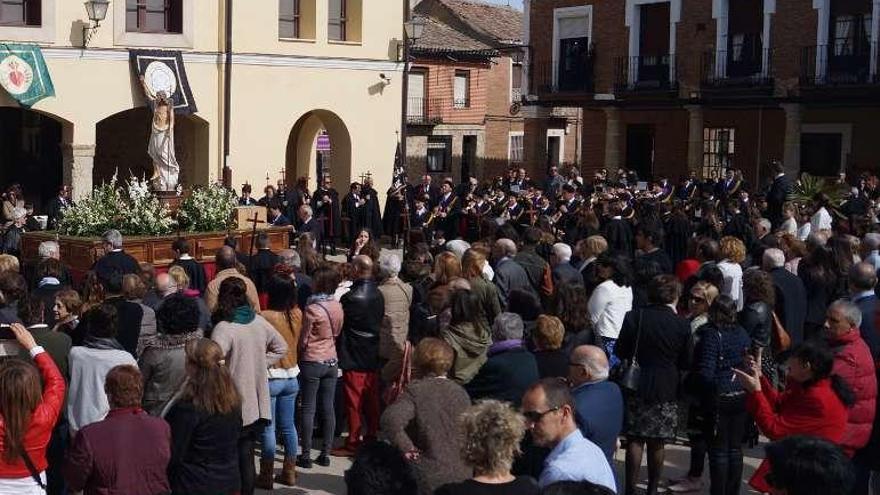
xmin=279 ymin=0 xmax=300 ymax=38
xmin=702 ymin=127 xmax=735 ymax=180
xmin=0 ymin=0 xmax=40 ymax=26
xmin=454 ymin=70 xmax=470 ymax=108
xmin=328 ymin=0 xmax=346 ymax=41
xmin=553 ymin=6 xmax=592 ymax=91
xmin=509 ymin=132 xmax=524 ymax=164
xmin=511 ymin=61 xmax=523 ymax=102
xmin=126 ymin=0 xmax=183 ymax=33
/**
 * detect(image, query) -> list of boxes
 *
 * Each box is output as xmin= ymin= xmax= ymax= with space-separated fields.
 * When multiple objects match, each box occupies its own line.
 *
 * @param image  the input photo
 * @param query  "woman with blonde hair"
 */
xmin=435 ymin=400 xmax=538 ymax=495
xmin=717 ymin=236 xmax=746 ymax=310
xmin=428 ymin=252 xmax=463 ymax=318
xmin=164 ymin=338 xmax=242 ymax=495
xmin=461 ymin=249 xmax=501 ymax=327
xmin=0 ymin=324 xmax=65 ymax=494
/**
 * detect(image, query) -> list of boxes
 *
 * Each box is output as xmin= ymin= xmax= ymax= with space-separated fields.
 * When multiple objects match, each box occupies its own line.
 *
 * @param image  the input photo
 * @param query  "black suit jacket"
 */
xmin=770 ymin=267 xmax=807 ymax=346
xmin=93 ymin=251 xmax=141 ymax=286
xmin=552 ymin=262 xmax=584 ymax=288
xmin=299 ymin=217 xmax=323 ymax=244
xmin=170 ymin=258 xmax=207 ymax=295
xmin=45 ymin=196 xmax=71 ymax=230
xmin=767 ymin=175 xmax=792 ymax=227
xmin=248 ymin=249 xmax=278 ymax=293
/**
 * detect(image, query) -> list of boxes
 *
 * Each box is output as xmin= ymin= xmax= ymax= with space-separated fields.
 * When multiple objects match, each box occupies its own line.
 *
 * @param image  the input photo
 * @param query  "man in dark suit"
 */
xmin=268 ymin=205 xmax=291 ymax=227
xmin=603 ymin=202 xmax=634 ymax=257
xmin=93 ymin=230 xmax=141 ymax=287
xmin=312 ymin=176 xmax=341 ymax=255
xmin=635 ymin=224 xmax=673 ymax=274
xmin=248 ymin=232 xmax=278 ymax=294
xmin=102 ymin=273 xmax=145 ymax=357
xmin=763 ymin=248 xmax=807 ymax=347
xmin=550 ymin=242 xmax=583 ymax=288
xmin=766 ymin=161 xmax=792 ymax=229
xmin=415 ymin=174 xmax=439 ymax=208
xmin=849 ymin=262 xmax=880 ymax=360
xmin=45 ymin=185 xmax=73 ymax=231
xmin=492 ymin=238 xmax=536 ymax=309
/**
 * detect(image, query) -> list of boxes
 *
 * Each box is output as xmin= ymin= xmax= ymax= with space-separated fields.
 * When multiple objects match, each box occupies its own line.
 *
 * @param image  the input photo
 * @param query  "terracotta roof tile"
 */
xmin=413 ymin=16 xmax=496 ymax=54
xmin=437 ymin=0 xmax=523 ymax=44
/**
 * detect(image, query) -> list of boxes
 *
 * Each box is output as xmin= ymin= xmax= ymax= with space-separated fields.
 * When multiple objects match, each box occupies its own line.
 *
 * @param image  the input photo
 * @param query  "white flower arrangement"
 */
xmin=57 ymin=173 xmax=175 ymax=237
xmin=177 ymin=183 xmax=237 ymax=233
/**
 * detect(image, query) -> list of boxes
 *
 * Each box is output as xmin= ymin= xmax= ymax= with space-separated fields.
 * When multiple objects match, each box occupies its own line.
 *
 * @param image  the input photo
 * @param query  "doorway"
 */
xmin=801 ymin=133 xmax=842 ymax=177
xmin=0 ymin=108 xmax=64 ymax=210
xmin=547 ymin=135 xmax=562 ymax=170
xmin=626 ymin=124 xmax=655 ymax=180
xmin=462 ymin=135 xmax=477 ymax=180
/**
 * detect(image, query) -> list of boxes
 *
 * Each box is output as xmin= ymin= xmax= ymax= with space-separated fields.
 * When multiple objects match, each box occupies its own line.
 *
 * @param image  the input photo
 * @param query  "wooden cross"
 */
xmin=246 ymin=212 xmax=266 ymax=272
xmin=278 ymin=168 xmax=286 ymax=186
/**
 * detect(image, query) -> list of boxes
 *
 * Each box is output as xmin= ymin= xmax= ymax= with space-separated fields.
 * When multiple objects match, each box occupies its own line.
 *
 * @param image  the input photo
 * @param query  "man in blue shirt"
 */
xmin=568 ymin=345 xmax=624 ymax=465
xmin=521 ymin=378 xmax=617 ymax=492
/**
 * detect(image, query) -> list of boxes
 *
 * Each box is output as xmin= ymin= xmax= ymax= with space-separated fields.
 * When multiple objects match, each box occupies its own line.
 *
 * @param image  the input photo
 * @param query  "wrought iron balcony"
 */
xmin=615 ymin=54 xmax=678 ymax=92
xmin=800 ymin=43 xmax=879 ymax=86
xmin=530 ymin=48 xmax=596 ymax=95
xmin=406 ymin=97 xmax=443 ymax=125
xmin=702 ymin=48 xmax=773 ymax=89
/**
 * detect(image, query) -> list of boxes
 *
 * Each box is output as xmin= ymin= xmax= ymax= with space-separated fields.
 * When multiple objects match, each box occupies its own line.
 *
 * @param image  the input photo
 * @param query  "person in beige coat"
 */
xmin=205 ymin=246 xmax=260 ymax=312
xmin=378 ymin=253 xmax=413 ymax=383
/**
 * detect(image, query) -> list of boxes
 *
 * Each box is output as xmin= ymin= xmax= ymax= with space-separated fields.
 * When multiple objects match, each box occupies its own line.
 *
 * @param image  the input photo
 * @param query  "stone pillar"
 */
xmin=62 ymin=144 xmax=95 ymax=202
xmin=781 ymin=104 xmax=802 ymax=177
xmin=685 ymin=105 xmax=704 ymax=176
xmin=603 ymin=107 xmax=622 ymax=178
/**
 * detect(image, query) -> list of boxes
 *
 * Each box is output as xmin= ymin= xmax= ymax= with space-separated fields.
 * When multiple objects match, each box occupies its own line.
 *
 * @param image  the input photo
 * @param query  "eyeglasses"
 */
xmin=522 ymin=406 xmax=560 ymax=423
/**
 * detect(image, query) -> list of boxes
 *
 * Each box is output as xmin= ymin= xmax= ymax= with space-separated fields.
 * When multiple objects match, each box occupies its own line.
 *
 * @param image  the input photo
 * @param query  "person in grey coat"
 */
xmin=492 ymin=238 xmax=535 ymax=309
xmin=138 ymin=294 xmax=202 ymax=415
xmin=550 ymin=242 xmax=584 ymax=288
xmin=381 ymin=338 xmax=472 ymax=495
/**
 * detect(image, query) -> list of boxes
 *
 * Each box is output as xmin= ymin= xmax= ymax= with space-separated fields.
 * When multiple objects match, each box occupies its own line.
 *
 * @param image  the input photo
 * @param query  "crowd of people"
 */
xmin=0 ymin=160 xmax=878 ymax=495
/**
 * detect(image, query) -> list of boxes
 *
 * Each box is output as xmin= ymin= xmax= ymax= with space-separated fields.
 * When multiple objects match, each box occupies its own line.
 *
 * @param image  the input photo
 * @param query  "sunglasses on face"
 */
xmin=522 ymin=406 xmax=560 ymax=424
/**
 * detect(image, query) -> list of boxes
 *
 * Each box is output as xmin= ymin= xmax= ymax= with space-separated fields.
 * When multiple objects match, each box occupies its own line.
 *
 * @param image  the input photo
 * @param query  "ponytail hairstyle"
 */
xmin=0 ymin=360 xmax=42 ymax=462
xmin=791 ymin=341 xmax=855 ymax=407
xmin=182 ymin=338 xmax=241 ymax=415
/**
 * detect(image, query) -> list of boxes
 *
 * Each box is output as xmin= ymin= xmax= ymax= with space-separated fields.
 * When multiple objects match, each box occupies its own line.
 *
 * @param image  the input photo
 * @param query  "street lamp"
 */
xmin=82 ymin=0 xmax=110 ymax=49
xmin=404 ymin=15 xmax=426 ymax=43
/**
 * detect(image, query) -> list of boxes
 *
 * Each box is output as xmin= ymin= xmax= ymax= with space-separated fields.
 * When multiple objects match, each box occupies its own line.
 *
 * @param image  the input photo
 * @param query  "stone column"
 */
xmin=62 ymin=144 xmax=95 ymax=202
xmin=603 ymin=107 xmax=622 ymax=178
xmin=781 ymin=104 xmax=802 ymax=177
xmin=685 ymin=105 xmax=704 ymax=176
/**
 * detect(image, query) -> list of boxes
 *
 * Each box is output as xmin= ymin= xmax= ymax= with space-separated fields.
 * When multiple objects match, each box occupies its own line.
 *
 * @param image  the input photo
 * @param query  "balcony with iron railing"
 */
xmin=800 ymin=42 xmax=879 ymax=87
xmin=406 ymin=97 xmax=444 ymax=125
xmin=615 ymin=54 xmax=678 ymax=93
xmin=530 ymin=49 xmax=596 ymax=97
xmin=701 ymin=48 xmax=774 ymax=91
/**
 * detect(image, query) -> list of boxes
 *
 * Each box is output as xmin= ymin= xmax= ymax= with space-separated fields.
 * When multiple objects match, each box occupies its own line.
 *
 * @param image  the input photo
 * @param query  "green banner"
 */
xmin=0 ymin=43 xmax=55 ymax=107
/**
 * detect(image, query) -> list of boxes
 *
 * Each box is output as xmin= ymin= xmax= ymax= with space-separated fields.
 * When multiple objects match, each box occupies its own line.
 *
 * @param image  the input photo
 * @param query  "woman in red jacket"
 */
xmin=0 ymin=323 xmax=66 ymax=494
xmin=735 ymin=340 xmax=853 ymax=493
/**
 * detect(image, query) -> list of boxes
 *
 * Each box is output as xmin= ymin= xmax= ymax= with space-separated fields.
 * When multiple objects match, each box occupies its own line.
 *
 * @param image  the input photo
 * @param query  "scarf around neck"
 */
xmin=83 ymin=335 xmax=125 ymax=351
xmin=230 ymin=305 xmax=256 ymax=324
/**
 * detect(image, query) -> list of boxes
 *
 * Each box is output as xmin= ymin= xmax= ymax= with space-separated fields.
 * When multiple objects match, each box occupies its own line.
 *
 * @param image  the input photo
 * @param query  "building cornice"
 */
xmin=40 ymin=47 xmax=404 ymax=72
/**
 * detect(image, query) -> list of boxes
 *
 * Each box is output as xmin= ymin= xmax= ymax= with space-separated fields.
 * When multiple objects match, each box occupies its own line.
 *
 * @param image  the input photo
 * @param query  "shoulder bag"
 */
xmin=616 ymin=310 xmax=644 ymax=392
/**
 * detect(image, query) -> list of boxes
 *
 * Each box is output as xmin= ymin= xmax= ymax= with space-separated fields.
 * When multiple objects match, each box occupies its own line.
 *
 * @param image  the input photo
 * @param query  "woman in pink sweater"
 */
xmin=296 ymin=266 xmax=344 ymax=469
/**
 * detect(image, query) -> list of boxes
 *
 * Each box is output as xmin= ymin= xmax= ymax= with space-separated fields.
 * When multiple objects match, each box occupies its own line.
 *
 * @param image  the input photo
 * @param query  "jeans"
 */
xmin=299 ymin=361 xmax=338 ymax=455
xmin=706 ymin=395 xmax=747 ymax=495
xmin=602 ymin=337 xmax=619 ymax=368
xmin=261 ymin=377 xmax=300 ymax=460
xmin=342 ymin=370 xmax=381 ymax=449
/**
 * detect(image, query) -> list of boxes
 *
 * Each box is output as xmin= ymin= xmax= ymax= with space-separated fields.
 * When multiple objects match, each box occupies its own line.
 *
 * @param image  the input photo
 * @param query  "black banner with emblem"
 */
xmin=129 ymin=49 xmax=198 ymax=114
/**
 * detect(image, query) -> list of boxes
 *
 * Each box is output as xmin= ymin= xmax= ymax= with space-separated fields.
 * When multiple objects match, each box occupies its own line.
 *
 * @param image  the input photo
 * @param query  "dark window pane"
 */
xmin=0 ymin=0 xmax=24 ymax=25
xmin=145 ymin=9 xmax=165 ymax=31
xmin=280 ymin=19 xmax=296 ymax=38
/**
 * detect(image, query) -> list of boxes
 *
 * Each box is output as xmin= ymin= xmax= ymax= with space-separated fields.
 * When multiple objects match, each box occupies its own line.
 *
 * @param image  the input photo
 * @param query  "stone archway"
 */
xmin=285 ymin=109 xmax=352 ymax=193
xmin=0 ymin=107 xmax=73 ymax=211
xmin=94 ymin=108 xmax=210 ymax=187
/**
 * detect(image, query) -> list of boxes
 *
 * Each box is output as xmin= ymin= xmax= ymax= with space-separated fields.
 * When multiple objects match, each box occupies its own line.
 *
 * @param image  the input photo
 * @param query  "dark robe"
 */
xmin=664 ymin=214 xmax=692 ymax=268
xmin=342 ymin=192 xmax=366 ymax=243
xmin=603 ymin=217 xmax=634 ymax=257
xmin=248 ymin=249 xmax=278 ymax=294
xmin=362 ymin=186 xmax=383 ymax=236
xmin=383 ymin=185 xmax=408 ymax=237
xmin=237 ymin=196 xmax=257 ymax=206
xmin=435 ymin=192 xmax=461 ymax=239
xmin=93 ymin=250 xmax=141 ymax=286
xmin=312 ymin=187 xmax=342 ymax=241
xmin=45 ymin=195 xmax=73 ymax=230
xmin=170 ymin=257 xmax=207 ymax=295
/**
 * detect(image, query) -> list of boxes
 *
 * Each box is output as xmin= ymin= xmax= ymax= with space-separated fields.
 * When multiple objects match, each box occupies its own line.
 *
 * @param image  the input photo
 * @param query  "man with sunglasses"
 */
xmin=568 ymin=345 xmax=623 ymax=467
xmin=521 ymin=378 xmax=616 ymax=492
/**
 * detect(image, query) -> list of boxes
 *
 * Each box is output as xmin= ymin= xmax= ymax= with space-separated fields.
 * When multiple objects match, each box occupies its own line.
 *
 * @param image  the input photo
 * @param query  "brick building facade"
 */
xmin=523 ymin=0 xmax=880 ymax=188
xmin=406 ymin=0 xmax=525 ymax=184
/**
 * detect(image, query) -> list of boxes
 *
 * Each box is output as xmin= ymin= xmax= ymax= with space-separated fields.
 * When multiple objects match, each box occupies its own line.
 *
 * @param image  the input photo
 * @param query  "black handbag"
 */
xmin=616 ymin=310 xmax=643 ymax=392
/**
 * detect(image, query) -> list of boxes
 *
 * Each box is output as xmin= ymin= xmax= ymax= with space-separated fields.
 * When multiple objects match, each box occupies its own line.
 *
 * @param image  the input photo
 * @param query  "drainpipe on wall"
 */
xmin=400 ymin=0 xmax=410 ymax=175
xmin=222 ymin=0 xmax=233 ymax=188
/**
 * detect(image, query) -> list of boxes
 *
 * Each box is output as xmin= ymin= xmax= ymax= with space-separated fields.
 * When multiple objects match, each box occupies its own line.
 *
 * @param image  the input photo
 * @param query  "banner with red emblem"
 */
xmin=0 ymin=43 xmax=55 ymax=107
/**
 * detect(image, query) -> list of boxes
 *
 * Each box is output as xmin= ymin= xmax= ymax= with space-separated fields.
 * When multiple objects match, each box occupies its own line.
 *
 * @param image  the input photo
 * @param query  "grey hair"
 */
xmin=300 ymin=204 xmax=313 ymax=217
xmin=278 ymin=248 xmax=301 ymax=269
xmin=379 ymin=252 xmax=402 ymax=277
xmin=757 ymin=218 xmax=771 ymax=232
xmin=830 ymin=299 xmax=862 ymax=328
xmin=762 ymin=248 xmax=785 ymax=269
xmin=552 ymin=243 xmax=572 ymax=262
xmin=572 ymin=352 xmax=610 ymax=381
xmin=38 ymin=241 xmax=60 ymax=259
xmin=11 ymin=207 xmax=26 ymax=221
xmin=863 ymin=233 xmax=880 ymax=251
xmin=445 ymin=239 xmax=471 ymax=258
xmin=102 ymin=229 xmax=123 ymax=249
xmin=495 ymin=238 xmax=517 ymax=258
xmin=806 ymin=233 xmax=828 ymax=249
xmin=492 ymin=312 xmax=524 ymax=341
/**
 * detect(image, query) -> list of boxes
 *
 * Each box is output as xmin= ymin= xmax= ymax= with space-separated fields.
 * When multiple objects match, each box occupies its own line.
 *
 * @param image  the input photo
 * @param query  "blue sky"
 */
xmin=485 ymin=0 xmax=523 ymax=10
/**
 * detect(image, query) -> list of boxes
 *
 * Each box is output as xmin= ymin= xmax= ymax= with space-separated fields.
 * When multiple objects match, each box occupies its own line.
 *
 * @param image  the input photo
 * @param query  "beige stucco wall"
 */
xmin=0 ymin=0 xmax=404 ymax=203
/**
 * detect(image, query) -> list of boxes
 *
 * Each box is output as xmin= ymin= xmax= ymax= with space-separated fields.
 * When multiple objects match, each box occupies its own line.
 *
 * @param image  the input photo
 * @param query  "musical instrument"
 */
xmin=425 ymin=195 xmax=458 ymax=227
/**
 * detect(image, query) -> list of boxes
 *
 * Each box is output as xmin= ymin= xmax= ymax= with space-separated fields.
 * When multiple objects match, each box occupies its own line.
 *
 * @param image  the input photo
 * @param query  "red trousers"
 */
xmin=342 ymin=370 xmax=381 ymax=448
